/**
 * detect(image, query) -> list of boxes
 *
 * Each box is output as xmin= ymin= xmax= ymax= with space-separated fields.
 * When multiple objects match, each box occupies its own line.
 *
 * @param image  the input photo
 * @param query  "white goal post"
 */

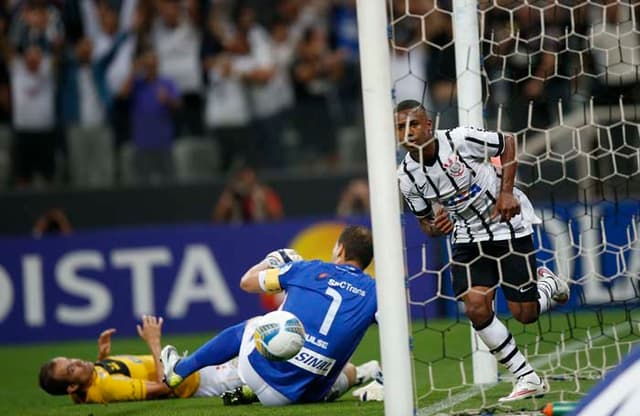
xmin=360 ymin=0 xmax=640 ymax=414
xmin=355 ymin=1 xmax=414 ymax=416
xmin=452 ymin=0 xmax=499 ymax=386
xmin=356 ymin=1 xmax=495 ymax=412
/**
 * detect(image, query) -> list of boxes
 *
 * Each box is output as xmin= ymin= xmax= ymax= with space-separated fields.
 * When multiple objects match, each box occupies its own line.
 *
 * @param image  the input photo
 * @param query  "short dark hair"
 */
xmin=395 ymin=99 xmax=424 ymax=113
xmin=338 ymin=225 xmax=373 ymax=270
xmin=38 ymin=360 xmax=70 ymax=396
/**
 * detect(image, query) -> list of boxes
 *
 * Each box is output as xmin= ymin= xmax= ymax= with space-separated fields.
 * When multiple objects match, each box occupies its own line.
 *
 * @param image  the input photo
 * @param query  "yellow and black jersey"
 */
xmin=70 ymin=355 xmax=200 ymax=404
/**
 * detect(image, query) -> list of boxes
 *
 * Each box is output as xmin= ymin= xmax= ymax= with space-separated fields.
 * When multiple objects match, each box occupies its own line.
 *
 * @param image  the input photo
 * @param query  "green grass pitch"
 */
xmin=1 ymin=309 xmax=637 ymax=416
xmin=0 ymin=328 xmax=383 ymax=416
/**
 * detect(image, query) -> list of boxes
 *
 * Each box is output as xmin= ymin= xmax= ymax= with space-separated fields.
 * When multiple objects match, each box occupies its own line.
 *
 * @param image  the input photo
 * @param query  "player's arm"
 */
xmin=136 ymin=315 xmax=165 ymax=384
xmin=418 ymin=207 xmax=453 ymax=237
xmin=240 ymin=250 xmax=301 ymax=293
xmin=240 ymin=259 xmax=273 ymax=293
xmin=144 ymin=381 xmax=172 ymax=399
xmin=492 ymin=133 xmax=521 ymax=222
xmin=400 ymin=176 xmax=452 ymax=236
xmin=97 ymin=328 xmax=116 ymax=361
xmin=99 ymin=376 xmax=170 ymax=402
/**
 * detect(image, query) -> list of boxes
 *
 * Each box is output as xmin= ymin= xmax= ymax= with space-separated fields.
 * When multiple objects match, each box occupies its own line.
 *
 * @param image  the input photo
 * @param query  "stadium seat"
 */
xmin=118 ymin=142 xmax=137 ymax=186
xmin=173 ymin=137 xmax=220 ymax=182
xmin=0 ymin=125 xmax=10 ymax=188
xmin=337 ymin=125 xmax=366 ymax=170
xmin=67 ymin=125 xmax=115 ymax=188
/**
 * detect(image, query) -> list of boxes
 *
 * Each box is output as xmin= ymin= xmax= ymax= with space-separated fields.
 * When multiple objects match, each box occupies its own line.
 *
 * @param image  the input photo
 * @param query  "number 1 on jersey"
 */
xmin=319 ymin=287 xmax=342 ymax=335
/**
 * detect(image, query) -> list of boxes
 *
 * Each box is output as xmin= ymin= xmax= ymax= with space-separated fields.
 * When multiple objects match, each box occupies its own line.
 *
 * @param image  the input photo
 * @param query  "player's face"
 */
xmin=395 ymin=108 xmax=433 ymax=152
xmin=51 ymin=357 xmax=94 ymax=386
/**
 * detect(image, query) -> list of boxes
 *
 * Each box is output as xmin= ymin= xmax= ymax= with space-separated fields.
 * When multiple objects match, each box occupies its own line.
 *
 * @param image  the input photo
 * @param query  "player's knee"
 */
xmin=513 ymin=309 xmax=539 ymax=324
xmin=465 ymin=302 xmax=492 ymax=326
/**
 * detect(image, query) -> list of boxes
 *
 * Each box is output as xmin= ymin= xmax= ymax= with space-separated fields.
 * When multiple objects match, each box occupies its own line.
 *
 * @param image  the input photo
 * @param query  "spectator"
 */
xmin=10 ymin=44 xmax=56 ymax=187
xmin=243 ymin=12 xmax=291 ymax=170
xmin=330 ymin=0 xmax=361 ymax=124
xmin=9 ymin=0 xmax=64 ymax=55
xmin=390 ymin=19 xmax=429 ymax=107
xmin=82 ymin=0 xmax=140 ymax=151
xmin=61 ymin=37 xmax=115 ymax=187
xmin=202 ymin=6 xmax=254 ymax=171
xmin=32 ymin=208 xmax=72 ymax=238
xmin=336 ymin=178 xmax=370 ymax=217
xmin=589 ymin=1 xmax=640 ymax=104
xmin=0 ymin=3 xmax=10 ymax=123
xmin=292 ymin=25 xmax=344 ymax=167
xmin=121 ymin=44 xmax=180 ymax=184
xmin=498 ymin=5 xmax=571 ymax=132
xmin=423 ymin=5 xmax=458 ymax=129
xmin=213 ymin=167 xmax=284 ymax=223
xmin=152 ymin=0 xmax=204 ymax=136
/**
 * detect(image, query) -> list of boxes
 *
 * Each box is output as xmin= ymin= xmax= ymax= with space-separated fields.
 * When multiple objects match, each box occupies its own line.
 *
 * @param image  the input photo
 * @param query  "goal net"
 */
xmin=388 ymin=1 xmax=640 ymax=414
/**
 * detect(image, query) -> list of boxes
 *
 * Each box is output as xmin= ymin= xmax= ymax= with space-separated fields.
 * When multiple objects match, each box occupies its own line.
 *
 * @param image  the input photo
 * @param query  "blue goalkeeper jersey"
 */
xmin=251 ymin=260 xmax=378 ymax=402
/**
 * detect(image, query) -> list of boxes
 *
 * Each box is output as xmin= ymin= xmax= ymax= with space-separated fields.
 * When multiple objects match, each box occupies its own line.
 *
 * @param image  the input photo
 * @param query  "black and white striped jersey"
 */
xmin=397 ymin=126 xmax=541 ymax=244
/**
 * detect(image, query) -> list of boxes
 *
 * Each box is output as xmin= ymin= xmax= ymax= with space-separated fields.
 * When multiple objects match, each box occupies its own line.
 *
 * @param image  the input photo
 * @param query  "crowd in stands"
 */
xmin=1 ymin=0 xmax=638 ymax=191
xmin=391 ymin=1 xmax=640 ymax=132
xmin=0 ymin=0 xmax=364 ymax=189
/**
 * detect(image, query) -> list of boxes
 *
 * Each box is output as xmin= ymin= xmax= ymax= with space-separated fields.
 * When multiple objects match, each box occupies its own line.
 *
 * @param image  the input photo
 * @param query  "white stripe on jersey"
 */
xmin=397 ymin=126 xmax=540 ymax=244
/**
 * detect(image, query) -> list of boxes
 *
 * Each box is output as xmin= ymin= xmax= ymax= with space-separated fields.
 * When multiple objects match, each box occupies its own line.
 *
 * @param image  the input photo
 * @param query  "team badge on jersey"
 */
xmin=443 ymin=155 xmax=465 ymax=177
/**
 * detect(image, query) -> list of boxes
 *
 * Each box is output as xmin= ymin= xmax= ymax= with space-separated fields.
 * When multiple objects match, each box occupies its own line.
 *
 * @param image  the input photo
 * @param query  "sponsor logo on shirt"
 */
xmin=305 ymin=333 xmax=328 ymax=349
xmin=327 ymin=279 xmax=367 ymax=296
xmin=289 ymin=346 xmax=336 ymax=376
xmin=445 ymin=183 xmax=481 ymax=208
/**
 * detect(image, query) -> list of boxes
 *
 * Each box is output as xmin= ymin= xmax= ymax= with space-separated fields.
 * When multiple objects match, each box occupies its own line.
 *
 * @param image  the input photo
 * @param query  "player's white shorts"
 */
xmin=237 ymin=318 xmax=292 ymax=406
xmin=193 ymin=359 xmax=243 ymax=398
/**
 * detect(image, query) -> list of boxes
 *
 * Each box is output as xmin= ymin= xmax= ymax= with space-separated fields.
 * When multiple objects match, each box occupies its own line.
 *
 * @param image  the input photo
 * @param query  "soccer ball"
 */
xmin=264 ymin=248 xmax=303 ymax=268
xmin=253 ymin=310 xmax=305 ymax=361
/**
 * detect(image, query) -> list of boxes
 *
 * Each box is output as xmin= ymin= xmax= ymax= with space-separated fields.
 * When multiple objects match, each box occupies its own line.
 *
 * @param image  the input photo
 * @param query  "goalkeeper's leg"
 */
xmin=162 ymin=321 xmax=246 ymax=387
xmin=325 ymin=361 xmax=382 ymax=402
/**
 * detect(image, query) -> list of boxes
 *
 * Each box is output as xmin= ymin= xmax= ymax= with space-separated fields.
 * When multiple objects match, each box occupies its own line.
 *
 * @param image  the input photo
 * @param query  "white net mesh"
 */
xmin=389 ymin=1 xmax=640 ymax=414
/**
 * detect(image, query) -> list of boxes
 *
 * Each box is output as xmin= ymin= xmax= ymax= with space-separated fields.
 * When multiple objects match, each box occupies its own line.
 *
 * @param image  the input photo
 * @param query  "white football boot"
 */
xmin=160 ymin=345 xmax=183 ymax=388
xmin=537 ymin=266 xmax=570 ymax=304
xmin=498 ymin=372 xmax=548 ymax=402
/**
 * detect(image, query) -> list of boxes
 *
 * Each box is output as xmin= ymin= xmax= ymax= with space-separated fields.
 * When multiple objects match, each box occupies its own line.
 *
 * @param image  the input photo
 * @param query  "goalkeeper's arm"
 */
xmin=240 ymin=249 xmax=302 ymax=293
xmin=239 ymin=259 xmax=272 ymax=293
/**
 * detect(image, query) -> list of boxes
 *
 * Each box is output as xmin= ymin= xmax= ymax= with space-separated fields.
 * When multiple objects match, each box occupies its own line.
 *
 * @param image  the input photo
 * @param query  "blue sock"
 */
xmin=174 ymin=321 xmax=245 ymax=378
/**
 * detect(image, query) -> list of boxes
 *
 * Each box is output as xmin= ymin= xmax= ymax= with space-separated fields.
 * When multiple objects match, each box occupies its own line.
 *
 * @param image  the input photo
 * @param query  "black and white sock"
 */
xmin=474 ymin=313 xmax=535 ymax=380
xmin=537 ymin=276 xmax=557 ymax=313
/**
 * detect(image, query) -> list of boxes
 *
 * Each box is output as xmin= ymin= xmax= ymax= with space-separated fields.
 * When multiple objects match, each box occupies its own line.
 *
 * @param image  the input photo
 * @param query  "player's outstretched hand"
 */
xmin=97 ymin=328 xmax=116 ymax=360
xmin=137 ymin=315 xmax=164 ymax=345
xmin=492 ymin=192 xmax=521 ymax=222
xmin=433 ymin=207 xmax=454 ymax=235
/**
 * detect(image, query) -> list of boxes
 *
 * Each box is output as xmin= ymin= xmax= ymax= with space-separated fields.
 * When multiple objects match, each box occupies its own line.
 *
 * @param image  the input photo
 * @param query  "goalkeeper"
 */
xmin=161 ymin=225 xmax=381 ymax=405
xmin=395 ymin=100 xmax=570 ymax=402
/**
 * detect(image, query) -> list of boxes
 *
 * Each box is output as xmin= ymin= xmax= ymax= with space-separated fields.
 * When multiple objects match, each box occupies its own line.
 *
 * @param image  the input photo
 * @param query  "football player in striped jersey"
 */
xmin=395 ymin=100 xmax=570 ymax=402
